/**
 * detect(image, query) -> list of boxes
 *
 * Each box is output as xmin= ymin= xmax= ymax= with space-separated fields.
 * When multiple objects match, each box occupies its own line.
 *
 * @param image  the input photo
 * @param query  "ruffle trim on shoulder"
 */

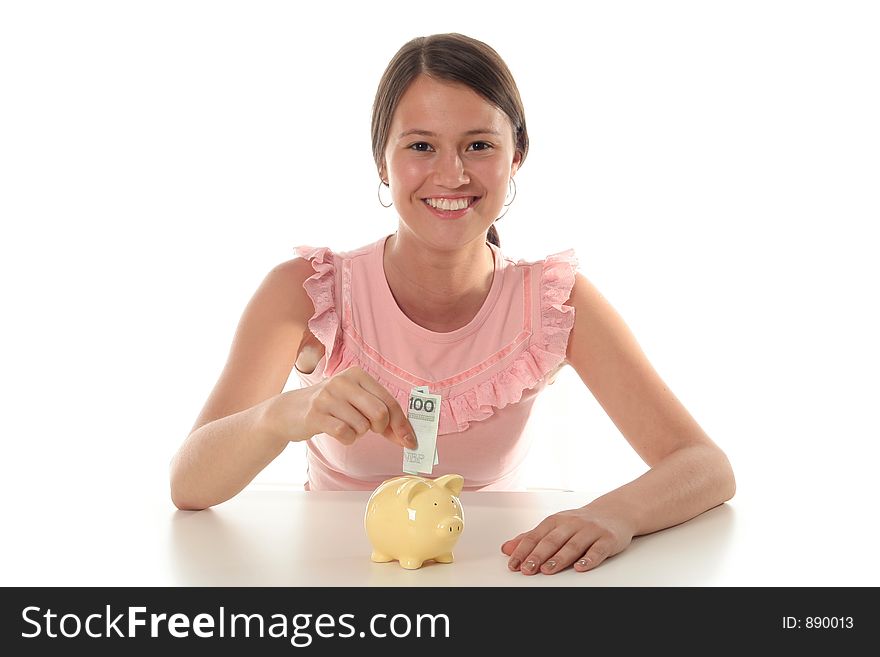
xmin=295 ymin=245 xmax=341 ymax=371
xmin=539 ymin=249 xmax=579 ymax=365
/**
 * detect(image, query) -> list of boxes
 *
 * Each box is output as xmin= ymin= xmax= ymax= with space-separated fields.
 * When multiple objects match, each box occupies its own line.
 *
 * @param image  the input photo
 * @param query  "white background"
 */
xmin=1 ymin=1 xmax=878 ymax=584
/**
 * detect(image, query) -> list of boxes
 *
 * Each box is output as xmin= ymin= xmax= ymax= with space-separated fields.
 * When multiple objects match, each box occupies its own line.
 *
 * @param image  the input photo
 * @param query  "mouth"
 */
xmin=421 ymin=196 xmax=481 ymax=219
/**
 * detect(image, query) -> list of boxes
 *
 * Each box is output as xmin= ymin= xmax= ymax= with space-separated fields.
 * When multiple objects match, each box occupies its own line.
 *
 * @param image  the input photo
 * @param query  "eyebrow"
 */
xmin=397 ymin=128 xmax=502 ymax=139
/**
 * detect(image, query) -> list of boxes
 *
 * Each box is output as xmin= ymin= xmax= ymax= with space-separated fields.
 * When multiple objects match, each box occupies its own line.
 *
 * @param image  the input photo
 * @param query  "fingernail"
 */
xmin=577 ymin=558 xmax=591 ymax=568
xmin=542 ymin=559 xmax=557 ymax=572
xmin=508 ymin=558 xmax=521 ymax=570
xmin=404 ymin=434 xmax=417 ymax=448
xmin=523 ymin=560 xmax=537 ymax=572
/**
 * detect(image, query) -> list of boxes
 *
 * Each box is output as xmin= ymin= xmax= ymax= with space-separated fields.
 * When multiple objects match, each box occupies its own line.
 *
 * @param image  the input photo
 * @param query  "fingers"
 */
xmin=505 ymin=523 xmax=577 ymax=575
xmin=539 ymin=532 xmax=601 ymax=575
xmin=310 ymin=367 xmax=416 ymax=448
xmin=351 ymin=371 xmax=416 ymax=448
xmin=503 ymin=519 xmax=623 ymax=575
xmin=500 ymin=532 xmax=528 ymax=556
xmin=311 ymin=401 xmax=365 ymax=445
xmin=501 ymin=518 xmax=558 ymax=569
xmin=573 ymin=537 xmax=615 ymax=572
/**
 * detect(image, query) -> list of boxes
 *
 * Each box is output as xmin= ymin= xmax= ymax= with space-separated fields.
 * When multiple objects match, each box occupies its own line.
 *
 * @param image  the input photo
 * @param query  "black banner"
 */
xmin=1 ymin=587 xmax=869 ymax=654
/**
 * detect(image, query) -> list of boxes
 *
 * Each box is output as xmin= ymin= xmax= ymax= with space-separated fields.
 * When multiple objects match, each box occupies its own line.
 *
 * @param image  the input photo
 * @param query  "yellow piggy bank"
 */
xmin=364 ymin=474 xmax=465 ymax=569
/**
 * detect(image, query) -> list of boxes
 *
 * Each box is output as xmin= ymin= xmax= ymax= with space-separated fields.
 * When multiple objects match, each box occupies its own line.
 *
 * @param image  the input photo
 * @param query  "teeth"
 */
xmin=425 ymin=197 xmax=471 ymax=211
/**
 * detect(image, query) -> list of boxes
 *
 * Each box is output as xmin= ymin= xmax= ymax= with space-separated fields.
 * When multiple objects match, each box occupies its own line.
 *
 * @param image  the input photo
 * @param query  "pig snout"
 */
xmin=436 ymin=516 xmax=464 ymax=537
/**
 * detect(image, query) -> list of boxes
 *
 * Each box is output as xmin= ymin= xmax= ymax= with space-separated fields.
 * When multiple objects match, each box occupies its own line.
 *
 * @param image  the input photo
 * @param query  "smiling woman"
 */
xmin=382 ymin=75 xmax=516 ymax=236
xmin=169 ymin=32 xmax=735 ymax=577
xmin=372 ymin=32 xmax=528 ymax=249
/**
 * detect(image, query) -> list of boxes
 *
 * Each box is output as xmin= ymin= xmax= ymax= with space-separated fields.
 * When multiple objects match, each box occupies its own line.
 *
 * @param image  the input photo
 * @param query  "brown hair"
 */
xmin=371 ymin=33 xmax=528 ymax=247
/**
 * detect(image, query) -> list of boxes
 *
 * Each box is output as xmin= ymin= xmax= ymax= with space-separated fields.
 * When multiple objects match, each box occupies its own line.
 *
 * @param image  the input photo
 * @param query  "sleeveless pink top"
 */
xmin=294 ymin=235 xmax=577 ymax=492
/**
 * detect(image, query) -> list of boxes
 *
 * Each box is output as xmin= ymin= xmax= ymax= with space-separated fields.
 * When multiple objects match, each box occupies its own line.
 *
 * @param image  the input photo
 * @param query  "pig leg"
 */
xmin=371 ymin=551 xmax=394 ymax=563
xmin=434 ymin=553 xmax=454 ymax=563
xmin=399 ymin=557 xmax=425 ymax=569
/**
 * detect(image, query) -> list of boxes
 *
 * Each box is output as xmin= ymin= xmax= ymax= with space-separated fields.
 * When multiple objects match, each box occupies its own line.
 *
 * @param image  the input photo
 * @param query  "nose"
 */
xmin=433 ymin=151 xmax=469 ymax=188
xmin=437 ymin=516 xmax=464 ymax=536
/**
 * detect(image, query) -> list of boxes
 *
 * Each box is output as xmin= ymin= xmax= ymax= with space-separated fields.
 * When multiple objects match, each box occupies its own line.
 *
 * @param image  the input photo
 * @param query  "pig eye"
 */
xmin=433 ymin=502 xmax=438 ymax=506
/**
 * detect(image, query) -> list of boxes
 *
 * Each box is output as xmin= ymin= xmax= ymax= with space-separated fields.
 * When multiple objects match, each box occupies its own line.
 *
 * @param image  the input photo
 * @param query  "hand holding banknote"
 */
xmin=273 ymin=366 xmax=417 ymax=448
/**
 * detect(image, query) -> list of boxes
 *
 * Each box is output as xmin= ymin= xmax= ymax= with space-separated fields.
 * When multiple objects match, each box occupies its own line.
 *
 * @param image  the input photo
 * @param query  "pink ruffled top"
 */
xmin=294 ymin=235 xmax=578 ymax=492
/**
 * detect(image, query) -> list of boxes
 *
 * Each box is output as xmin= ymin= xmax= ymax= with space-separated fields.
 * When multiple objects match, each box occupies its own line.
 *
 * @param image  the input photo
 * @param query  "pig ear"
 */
xmin=434 ymin=474 xmax=464 ymax=496
xmin=397 ymin=478 xmax=432 ymax=504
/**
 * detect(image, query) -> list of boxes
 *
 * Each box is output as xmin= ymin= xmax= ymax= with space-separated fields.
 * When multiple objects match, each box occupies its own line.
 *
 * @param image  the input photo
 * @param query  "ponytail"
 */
xmin=487 ymin=224 xmax=501 ymax=247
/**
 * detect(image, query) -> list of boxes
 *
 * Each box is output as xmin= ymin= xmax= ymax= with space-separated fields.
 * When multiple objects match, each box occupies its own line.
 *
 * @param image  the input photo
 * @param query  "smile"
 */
xmin=422 ymin=196 xmax=479 ymax=211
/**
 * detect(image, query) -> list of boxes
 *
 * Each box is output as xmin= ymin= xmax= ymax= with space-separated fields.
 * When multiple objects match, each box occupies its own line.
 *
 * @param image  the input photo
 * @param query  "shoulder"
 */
xmin=244 ymin=257 xmax=317 ymax=331
xmin=565 ymin=272 xmax=623 ymax=349
xmin=566 ymin=271 xmax=608 ymax=312
xmin=265 ymin=256 xmax=316 ymax=299
xmin=564 ymin=272 xmax=649 ymax=388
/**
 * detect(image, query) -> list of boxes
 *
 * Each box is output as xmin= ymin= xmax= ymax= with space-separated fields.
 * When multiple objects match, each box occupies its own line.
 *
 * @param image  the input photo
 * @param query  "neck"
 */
xmin=383 ymin=231 xmax=495 ymax=333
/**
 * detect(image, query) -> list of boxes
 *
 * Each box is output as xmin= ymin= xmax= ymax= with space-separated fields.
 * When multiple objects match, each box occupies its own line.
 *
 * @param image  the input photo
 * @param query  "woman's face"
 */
xmin=383 ymin=74 xmax=521 ymax=250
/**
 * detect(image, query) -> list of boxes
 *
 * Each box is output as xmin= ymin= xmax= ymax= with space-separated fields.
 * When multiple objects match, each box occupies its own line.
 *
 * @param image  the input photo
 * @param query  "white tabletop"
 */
xmin=164 ymin=489 xmax=738 ymax=587
xmin=3 ymin=478 xmax=876 ymax=587
xmin=0 ymin=484 xmax=768 ymax=587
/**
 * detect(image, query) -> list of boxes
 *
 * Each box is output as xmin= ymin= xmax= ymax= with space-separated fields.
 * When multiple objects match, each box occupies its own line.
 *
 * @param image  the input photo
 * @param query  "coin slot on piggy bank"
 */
xmin=364 ymin=474 xmax=465 ymax=570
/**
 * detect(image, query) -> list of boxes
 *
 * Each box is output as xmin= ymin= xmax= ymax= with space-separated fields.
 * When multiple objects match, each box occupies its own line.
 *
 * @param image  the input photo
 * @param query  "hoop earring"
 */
xmin=377 ymin=180 xmax=393 ymax=208
xmin=495 ymin=178 xmax=517 ymax=221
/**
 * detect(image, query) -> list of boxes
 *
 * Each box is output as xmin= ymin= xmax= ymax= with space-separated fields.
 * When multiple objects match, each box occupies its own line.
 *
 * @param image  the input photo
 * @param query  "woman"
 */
xmin=170 ymin=33 xmax=735 ymax=576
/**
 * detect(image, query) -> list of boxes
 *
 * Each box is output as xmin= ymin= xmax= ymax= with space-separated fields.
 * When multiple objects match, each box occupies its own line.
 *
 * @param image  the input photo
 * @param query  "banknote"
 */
xmin=403 ymin=387 xmax=441 ymax=475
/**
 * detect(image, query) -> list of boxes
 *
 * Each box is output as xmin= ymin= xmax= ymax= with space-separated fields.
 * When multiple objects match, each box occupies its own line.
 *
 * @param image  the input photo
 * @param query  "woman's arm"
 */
xmin=501 ymin=272 xmax=735 ymax=574
xmin=169 ymin=258 xmax=316 ymax=511
xmin=170 ymin=257 xmax=417 ymax=511
xmin=564 ymin=271 xmax=736 ymax=528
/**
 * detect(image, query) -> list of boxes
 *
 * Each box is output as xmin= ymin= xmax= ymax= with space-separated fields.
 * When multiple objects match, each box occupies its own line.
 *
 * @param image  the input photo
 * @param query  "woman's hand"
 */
xmin=500 ymin=504 xmax=636 ymax=575
xmin=265 ymin=366 xmax=417 ymax=449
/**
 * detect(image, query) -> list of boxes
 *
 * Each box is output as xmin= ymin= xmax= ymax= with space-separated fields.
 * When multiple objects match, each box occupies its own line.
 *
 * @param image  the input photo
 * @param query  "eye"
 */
xmin=469 ymin=141 xmax=493 ymax=151
xmin=409 ymin=142 xmax=433 ymax=152
xmin=433 ymin=502 xmax=438 ymax=506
